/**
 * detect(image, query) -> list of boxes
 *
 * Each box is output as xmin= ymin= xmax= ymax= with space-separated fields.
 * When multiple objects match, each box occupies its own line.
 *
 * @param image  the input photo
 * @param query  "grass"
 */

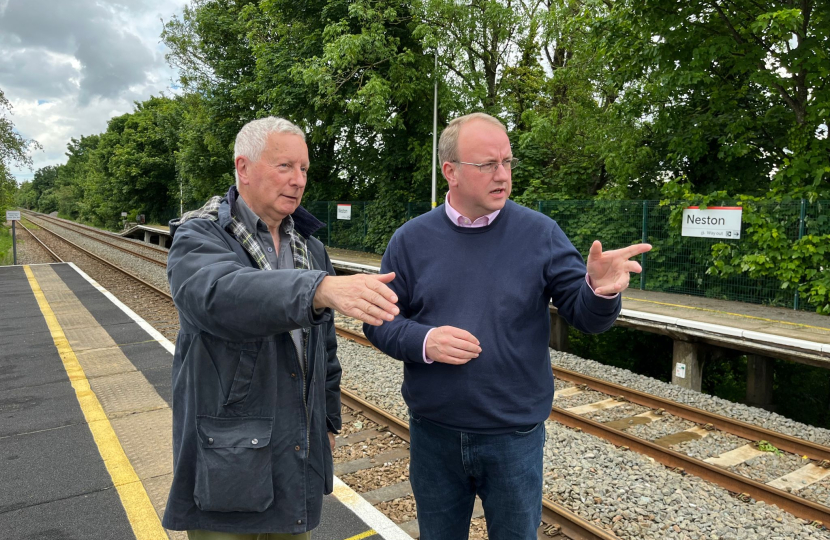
xmin=0 ymin=224 xmax=15 ymax=265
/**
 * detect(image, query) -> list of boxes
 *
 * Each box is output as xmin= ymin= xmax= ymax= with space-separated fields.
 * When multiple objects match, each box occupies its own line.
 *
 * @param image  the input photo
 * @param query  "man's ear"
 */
xmin=235 ymin=156 xmax=249 ymax=185
xmin=442 ymin=161 xmax=458 ymax=188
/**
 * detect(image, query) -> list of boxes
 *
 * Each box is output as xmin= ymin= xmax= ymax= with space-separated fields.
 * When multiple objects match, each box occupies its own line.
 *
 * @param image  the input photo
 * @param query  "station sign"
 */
xmin=681 ymin=206 xmax=742 ymax=239
xmin=6 ymin=210 xmax=21 ymax=221
xmin=337 ymin=204 xmax=352 ymax=220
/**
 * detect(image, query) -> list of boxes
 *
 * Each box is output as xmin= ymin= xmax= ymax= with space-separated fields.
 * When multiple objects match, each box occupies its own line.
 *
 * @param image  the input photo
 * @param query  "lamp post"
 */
xmin=431 ymin=49 xmax=438 ymax=209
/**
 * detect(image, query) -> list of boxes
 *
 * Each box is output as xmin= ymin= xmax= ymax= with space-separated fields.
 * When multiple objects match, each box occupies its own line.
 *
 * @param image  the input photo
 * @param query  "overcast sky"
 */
xmin=1 ymin=0 xmax=188 ymax=183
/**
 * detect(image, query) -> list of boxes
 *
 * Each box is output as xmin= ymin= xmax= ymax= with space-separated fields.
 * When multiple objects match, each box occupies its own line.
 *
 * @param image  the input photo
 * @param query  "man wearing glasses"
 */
xmin=364 ymin=112 xmax=651 ymax=539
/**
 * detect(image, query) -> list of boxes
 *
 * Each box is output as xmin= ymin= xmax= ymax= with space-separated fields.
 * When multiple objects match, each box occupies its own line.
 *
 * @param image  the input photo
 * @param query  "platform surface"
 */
xmin=0 ymin=263 xmax=409 ymax=540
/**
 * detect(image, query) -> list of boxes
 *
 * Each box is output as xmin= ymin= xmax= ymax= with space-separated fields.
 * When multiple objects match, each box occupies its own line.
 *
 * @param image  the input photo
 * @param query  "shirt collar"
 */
xmin=444 ymin=192 xmax=500 ymax=228
xmin=234 ymin=193 xmax=295 ymax=236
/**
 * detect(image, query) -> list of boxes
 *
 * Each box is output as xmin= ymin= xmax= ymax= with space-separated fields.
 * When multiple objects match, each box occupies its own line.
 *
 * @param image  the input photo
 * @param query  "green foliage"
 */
xmin=595 ymin=0 xmax=830 ymax=197
xmin=0 ymin=224 xmax=12 ymax=265
xmin=1 ymin=88 xmax=41 ymax=214
xmin=662 ymin=180 xmax=830 ymax=314
xmin=756 ymin=440 xmax=783 ymax=456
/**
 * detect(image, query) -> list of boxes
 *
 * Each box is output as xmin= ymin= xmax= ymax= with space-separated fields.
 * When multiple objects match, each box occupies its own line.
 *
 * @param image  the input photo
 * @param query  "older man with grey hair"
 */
xmin=163 ymin=116 xmax=399 ymax=539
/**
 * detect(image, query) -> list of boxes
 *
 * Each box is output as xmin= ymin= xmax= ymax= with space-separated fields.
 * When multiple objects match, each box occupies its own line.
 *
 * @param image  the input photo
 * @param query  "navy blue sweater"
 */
xmin=364 ymin=200 xmax=621 ymax=431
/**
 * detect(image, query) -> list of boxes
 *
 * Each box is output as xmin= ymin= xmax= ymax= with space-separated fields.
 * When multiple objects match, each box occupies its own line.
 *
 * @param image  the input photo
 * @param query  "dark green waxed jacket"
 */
xmin=163 ymin=189 xmax=341 ymax=534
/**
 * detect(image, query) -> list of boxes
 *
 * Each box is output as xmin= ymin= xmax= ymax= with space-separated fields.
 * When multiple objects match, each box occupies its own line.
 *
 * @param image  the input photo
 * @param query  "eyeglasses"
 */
xmin=453 ymin=158 xmax=520 ymax=174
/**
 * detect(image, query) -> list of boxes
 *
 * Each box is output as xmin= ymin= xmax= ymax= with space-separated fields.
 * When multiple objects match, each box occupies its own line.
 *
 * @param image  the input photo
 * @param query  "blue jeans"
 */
xmin=408 ymin=411 xmax=546 ymax=540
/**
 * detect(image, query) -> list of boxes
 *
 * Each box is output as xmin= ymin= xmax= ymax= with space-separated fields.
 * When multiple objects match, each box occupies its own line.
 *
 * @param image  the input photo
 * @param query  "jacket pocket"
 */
xmin=194 ymin=416 xmax=274 ymax=512
xmin=224 ymin=344 xmax=260 ymax=406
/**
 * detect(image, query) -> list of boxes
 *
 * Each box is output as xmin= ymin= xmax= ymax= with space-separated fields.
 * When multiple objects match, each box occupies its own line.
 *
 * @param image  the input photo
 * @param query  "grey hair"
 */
xmin=438 ymin=112 xmax=507 ymax=165
xmin=234 ymin=117 xmax=306 ymax=186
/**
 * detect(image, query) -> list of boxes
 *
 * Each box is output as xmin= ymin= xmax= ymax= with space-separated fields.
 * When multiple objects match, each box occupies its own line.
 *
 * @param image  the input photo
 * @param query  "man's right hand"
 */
xmin=426 ymin=326 xmax=481 ymax=365
xmin=313 ymin=272 xmax=400 ymax=326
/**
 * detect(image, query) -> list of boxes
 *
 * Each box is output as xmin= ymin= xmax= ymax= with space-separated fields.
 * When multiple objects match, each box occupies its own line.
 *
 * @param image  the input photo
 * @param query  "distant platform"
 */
xmin=0 ymin=263 xmax=411 ymax=540
xmin=120 ymin=224 xmax=172 ymax=248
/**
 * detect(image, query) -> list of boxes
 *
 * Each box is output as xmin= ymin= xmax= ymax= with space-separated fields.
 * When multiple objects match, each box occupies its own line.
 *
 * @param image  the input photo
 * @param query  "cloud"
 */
xmin=0 ymin=0 xmax=187 ymax=181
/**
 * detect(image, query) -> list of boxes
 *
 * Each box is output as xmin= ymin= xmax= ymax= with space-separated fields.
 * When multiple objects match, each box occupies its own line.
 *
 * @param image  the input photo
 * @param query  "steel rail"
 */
xmin=23 ymin=210 xmax=170 ymax=254
xmin=336 ymin=327 xmax=619 ymax=540
xmin=553 ymin=366 xmax=830 ymax=462
xmin=17 ymin=221 xmax=63 ymax=262
xmin=22 ymin=212 xmax=167 ymax=267
xmin=24 ymin=218 xmax=173 ymax=300
xmin=549 ymin=406 xmax=830 ymax=525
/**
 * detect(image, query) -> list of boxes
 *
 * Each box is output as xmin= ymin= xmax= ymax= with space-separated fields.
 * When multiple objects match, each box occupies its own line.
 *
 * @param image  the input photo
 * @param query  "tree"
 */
xmin=596 ymin=0 xmax=830 ymax=198
xmin=1 ymin=88 xmax=40 ymax=213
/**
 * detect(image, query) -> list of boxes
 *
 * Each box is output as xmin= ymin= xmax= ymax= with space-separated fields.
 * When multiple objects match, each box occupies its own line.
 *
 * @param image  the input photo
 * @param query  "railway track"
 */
xmin=339 ymin=387 xmax=619 ymax=539
xmin=16 ymin=215 xmax=830 ymax=536
xmin=22 ymin=211 xmax=168 ymax=267
xmin=335 ymin=324 xmax=830 ymax=528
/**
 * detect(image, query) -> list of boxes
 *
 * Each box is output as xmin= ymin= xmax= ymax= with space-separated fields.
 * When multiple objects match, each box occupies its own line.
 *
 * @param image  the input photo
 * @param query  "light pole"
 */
xmin=431 ymin=49 xmax=438 ymax=209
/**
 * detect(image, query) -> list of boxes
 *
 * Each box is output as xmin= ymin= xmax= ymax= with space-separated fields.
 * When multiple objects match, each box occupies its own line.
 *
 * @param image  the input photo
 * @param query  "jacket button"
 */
xmin=252 ymin=439 xmax=258 ymax=445
xmin=295 ymin=445 xmax=300 ymax=451
xmin=291 ymin=373 xmax=296 ymax=378
xmin=297 ymin=520 xmax=303 ymax=525
xmin=208 ymin=438 xmax=214 ymax=445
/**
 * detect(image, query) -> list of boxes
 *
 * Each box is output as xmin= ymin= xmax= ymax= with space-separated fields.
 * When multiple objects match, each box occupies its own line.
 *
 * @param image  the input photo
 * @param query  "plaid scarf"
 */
xmin=172 ymin=195 xmax=312 ymax=272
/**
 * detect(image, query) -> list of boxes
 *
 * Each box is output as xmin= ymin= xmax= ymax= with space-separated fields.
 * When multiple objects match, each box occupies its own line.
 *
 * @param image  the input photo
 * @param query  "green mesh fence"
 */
xmin=538 ymin=200 xmax=829 ymax=311
xmin=305 ymin=201 xmax=435 ymax=253
xmin=305 ymin=199 xmax=828 ymax=311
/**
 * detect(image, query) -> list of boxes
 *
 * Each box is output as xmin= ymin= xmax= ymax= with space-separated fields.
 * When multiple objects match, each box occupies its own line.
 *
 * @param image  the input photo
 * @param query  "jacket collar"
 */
xmin=222 ymin=186 xmax=324 ymax=239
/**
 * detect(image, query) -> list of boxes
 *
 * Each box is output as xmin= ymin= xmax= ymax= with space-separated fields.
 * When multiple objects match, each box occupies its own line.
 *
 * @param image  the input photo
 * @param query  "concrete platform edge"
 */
xmin=331 ymin=477 xmax=412 ymax=540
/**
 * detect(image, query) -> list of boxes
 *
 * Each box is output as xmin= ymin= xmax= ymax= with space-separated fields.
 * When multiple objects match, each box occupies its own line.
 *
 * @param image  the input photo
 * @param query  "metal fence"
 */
xmin=305 ymin=199 xmax=829 ymax=311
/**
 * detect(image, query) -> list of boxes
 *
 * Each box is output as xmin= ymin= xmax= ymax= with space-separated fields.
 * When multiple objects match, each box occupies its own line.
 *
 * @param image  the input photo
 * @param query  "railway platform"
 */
xmin=0 ymin=262 xmax=411 ymax=540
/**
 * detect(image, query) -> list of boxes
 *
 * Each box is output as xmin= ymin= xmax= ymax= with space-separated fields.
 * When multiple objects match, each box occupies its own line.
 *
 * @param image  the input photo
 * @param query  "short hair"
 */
xmin=234 ymin=117 xmax=306 ymax=186
xmin=438 ymin=112 xmax=507 ymax=165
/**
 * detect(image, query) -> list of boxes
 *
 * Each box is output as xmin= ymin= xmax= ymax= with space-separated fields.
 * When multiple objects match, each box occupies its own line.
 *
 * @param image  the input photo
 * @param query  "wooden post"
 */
xmin=746 ymin=354 xmax=774 ymax=410
xmin=549 ymin=312 xmax=569 ymax=352
xmin=672 ymin=339 xmax=703 ymax=391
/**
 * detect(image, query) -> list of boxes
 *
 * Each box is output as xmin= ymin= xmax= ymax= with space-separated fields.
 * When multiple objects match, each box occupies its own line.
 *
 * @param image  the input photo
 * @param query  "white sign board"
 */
xmin=121 ymin=212 xmax=128 ymax=217
xmin=6 ymin=210 xmax=21 ymax=221
xmin=675 ymin=363 xmax=686 ymax=379
xmin=337 ymin=204 xmax=352 ymax=220
xmin=681 ymin=206 xmax=742 ymax=239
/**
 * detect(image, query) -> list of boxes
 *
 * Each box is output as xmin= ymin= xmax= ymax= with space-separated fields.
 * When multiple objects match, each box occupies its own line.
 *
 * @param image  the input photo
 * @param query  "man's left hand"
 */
xmin=328 ymin=432 xmax=336 ymax=451
xmin=586 ymin=241 xmax=652 ymax=296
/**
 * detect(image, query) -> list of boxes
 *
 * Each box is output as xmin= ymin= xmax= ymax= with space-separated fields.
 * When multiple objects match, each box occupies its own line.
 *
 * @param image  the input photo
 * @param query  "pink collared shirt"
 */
xmin=422 ymin=195 xmax=618 ymax=363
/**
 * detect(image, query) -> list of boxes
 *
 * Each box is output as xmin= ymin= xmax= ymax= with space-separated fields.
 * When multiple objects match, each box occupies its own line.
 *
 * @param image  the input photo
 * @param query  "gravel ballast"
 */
xmin=337 ymin=337 xmax=829 ymax=539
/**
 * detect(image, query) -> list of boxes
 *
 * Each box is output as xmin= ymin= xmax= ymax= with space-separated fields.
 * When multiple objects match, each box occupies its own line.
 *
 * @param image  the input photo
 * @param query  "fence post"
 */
xmin=363 ymin=202 xmax=368 ymax=252
xmin=794 ymin=199 xmax=807 ymax=310
xmin=537 ymin=201 xmax=542 ymax=213
xmin=326 ymin=203 xmax=331 ymax=247
xmin=640 ymin=201 xmax=649 ymax=290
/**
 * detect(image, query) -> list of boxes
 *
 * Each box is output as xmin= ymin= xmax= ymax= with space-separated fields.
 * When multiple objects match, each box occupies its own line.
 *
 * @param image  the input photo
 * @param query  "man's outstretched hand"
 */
xmin=586 ymin=241 xmax=652 ymax=296
xmin=313 ymin=272 xmax=399 ymax=326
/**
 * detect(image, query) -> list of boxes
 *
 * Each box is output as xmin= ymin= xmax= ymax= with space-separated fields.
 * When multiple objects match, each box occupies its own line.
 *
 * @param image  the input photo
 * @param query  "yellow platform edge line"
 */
xmin=24 ymin=265 xmax=167 ymax=540
xmin=621 ymin=296 xmax=830 ymax=332
xmin=342 ymin=531 xmax=378 ymax=540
